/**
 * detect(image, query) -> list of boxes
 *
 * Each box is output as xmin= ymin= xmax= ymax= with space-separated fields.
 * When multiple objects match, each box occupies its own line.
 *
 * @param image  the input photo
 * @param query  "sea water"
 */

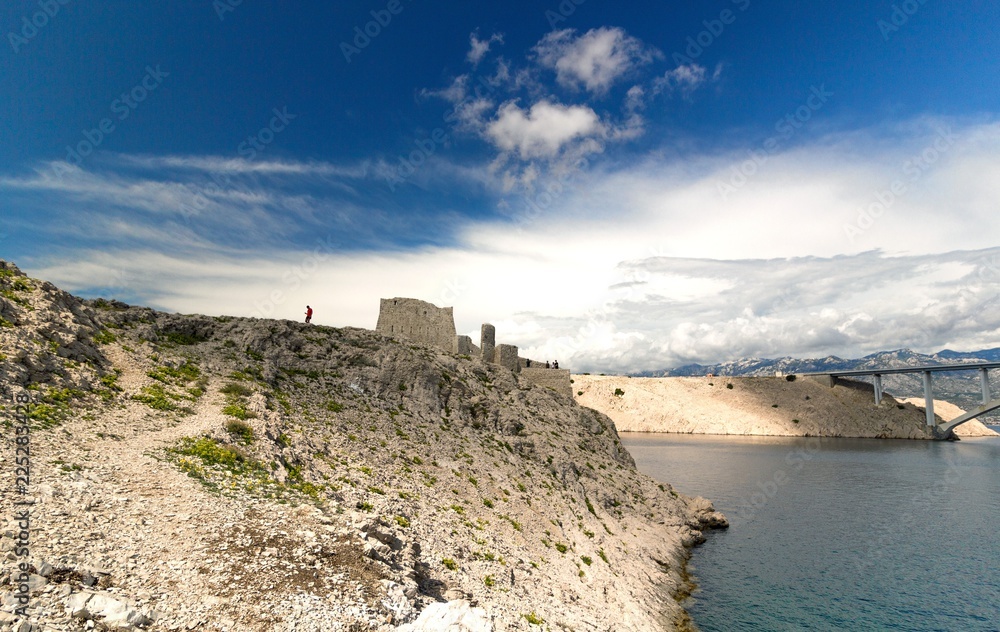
xmin=621 ymin=433 xmax=1000 ymax=631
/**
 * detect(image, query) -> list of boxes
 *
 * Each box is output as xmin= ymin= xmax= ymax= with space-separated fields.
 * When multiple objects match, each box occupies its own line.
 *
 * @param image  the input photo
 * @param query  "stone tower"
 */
xmin=376 ymin=298 xmax=457 ymax=352
xmin=480 ymin=323 xmax=496 ymax=363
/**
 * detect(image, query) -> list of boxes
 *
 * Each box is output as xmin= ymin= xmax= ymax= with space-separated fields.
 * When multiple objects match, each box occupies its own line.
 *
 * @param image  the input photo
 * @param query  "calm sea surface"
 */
xmin=621 ymin=432 xmax=1000 ymax=632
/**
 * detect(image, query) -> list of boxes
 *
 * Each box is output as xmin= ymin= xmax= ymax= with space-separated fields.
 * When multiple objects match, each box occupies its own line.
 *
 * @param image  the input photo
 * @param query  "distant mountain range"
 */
xmin=637 ymin=348 xmax=1000 ymax=422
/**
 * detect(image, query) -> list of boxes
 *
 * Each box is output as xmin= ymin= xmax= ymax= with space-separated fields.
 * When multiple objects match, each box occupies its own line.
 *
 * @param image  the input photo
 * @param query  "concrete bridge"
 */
xmin=802 ymin=363 xmax=1000 ymax=435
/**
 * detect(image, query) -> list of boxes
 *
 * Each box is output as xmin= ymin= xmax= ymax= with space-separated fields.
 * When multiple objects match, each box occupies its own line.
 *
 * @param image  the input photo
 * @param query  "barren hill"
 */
xmin=573 ymin=375 xmax=998 ymax=439
xmin=0 ymin=261 xmax=726 ymax=632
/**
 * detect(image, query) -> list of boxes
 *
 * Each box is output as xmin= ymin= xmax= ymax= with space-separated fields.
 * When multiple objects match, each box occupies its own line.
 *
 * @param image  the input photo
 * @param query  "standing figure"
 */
xmin=305 ymin=305 xmax=313 ymax=323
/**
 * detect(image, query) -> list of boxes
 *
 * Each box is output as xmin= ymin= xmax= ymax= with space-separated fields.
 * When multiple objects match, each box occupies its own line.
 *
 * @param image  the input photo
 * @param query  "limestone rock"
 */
xmin=397 ymin=600 xmax=492 ymax=632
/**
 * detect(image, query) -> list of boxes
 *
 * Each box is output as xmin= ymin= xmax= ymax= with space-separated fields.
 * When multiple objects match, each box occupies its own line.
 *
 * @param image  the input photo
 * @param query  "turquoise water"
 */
xmin=621 ymin=433 xmax=1000 ymax=631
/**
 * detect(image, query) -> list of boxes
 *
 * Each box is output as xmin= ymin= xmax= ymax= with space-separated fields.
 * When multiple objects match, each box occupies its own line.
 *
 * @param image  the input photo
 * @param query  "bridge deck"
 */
xmin=801 ymin=362 xmax=1000 ymax=377
xmin=799 ymin=363 xmax=999 ymax=433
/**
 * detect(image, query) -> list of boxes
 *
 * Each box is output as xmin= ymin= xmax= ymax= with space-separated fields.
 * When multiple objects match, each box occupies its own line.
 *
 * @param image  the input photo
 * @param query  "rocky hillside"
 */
xmin=573 ymin=375 xmax=998 ymax=440
xmin=0 ymin=261 xmax=726 ymax=632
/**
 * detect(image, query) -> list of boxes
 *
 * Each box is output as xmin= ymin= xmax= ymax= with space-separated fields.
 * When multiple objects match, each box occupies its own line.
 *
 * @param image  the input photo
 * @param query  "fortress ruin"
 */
xmin=375 ymin=297 xmax=572 ymax=397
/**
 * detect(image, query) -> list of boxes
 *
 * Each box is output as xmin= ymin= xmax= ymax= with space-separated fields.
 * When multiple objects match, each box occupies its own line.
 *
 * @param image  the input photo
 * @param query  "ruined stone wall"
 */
xmin=375 ymin=298 xmax=456 ymax=352
xmin=454 ymin=335 xmax=474 ymax=355
xmin=521 ymin=368 xmax=573 ymax=397
xmin=494 ymin=344 xmax=520 ymax=373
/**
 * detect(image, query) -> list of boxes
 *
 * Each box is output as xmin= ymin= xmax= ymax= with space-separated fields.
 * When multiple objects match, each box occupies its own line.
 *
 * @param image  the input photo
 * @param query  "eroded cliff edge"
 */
xmin=0 ymin=260 xmax=726 ymax=632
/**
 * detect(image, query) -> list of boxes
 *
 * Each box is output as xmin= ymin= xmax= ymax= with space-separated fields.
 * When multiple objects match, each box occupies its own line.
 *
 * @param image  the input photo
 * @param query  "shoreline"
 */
xmin=573 ymin=375 xmax=999 ymax=440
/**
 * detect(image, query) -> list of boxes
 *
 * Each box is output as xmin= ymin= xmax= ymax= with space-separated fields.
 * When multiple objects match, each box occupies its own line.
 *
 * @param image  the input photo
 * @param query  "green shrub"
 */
xmin=222 ymin=403 xmax=253 ymax=420
xmin=225 ymin=419 xmax=255 ymax=444
xmin=442 ymin=558 xmax=458 ymax=571
xmin=93 ymin=329 xmax=117 ymax=344
xmin=726 ymin=383 xmax=734 ymax=389
xmin=163 ymin=331 xmax=206 ymax=345
xmin=220 ymin=383 xmax=252 ymax=396
xmin=523 ymin=613 xmax=544 ymax=625
xmin=613 ymin=388 xmax=625 ymax=397
xmin=581 ymin=555 xmax=592 ymax=566
xmin=148 ymin=363 xmax=200 ymax=384
xmin=555 ymin=542 xmax=569 ymax=553
xmin=172 ymin=437 xmax=247 ymax=471
xmin=133 ymin=384 xmax=179 ymax=411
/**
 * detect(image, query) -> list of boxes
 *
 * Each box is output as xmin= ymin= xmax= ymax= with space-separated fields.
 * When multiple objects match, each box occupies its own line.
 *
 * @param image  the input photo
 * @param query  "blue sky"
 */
xmin=3 ymin=0 xmax=1000 ymax=372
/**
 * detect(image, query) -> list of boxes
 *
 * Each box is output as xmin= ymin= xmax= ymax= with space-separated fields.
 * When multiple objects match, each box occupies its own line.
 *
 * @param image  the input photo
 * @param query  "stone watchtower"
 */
xmin=480 ymin=324 xmax=496 ymax=363
xmin=375 ymin=298 xmax=457 ymax=352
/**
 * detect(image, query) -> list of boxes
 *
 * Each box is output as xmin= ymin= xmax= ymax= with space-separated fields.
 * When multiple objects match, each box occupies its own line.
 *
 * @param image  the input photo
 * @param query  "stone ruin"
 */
xmin=375 ymin=297 xmax=571 ymax=396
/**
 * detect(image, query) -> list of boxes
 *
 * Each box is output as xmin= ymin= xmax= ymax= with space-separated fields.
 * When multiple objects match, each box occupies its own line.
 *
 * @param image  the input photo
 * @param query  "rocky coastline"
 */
xmin=0 ymin=260 xmax=727 ymax=632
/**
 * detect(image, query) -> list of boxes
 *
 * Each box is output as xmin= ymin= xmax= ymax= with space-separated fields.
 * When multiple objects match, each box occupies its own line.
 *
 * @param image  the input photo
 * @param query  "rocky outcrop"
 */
xmin=0 ymin=261 xmax=726 ymax=632
xmin=574 ymin=375 xmax=998 ymax=439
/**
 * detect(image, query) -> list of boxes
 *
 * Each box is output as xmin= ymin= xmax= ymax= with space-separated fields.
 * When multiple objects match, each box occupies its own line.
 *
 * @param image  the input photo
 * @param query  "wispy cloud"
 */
xmin=467 ymin=31 xmax=504 ymax=67
xmin=533 ymin=27 xmax=657 ymax=95
xmin=5 ymin=110 xmax=1000 ymax=375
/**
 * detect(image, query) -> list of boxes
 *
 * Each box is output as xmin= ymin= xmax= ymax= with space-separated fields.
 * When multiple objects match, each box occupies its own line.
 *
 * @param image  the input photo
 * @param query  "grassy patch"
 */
xmin=523 ymin=612 xmax=544 ymax=626
xmin=224 ymin=419 xmax=255 ymax=444
xmin=133 ymin=384 xmax=182 ymax=411
xmin=442 ymin=558 xmax=458 ymax=571
xmin=148 ymin=363 xmax=201 ymax=385
xmin=222 ymin=403 xmax=253 ymax=420
xmin=220 ymin=382 xmax=253 ymax=397
xmin=92 ymin=329 xmax=117 ymax=345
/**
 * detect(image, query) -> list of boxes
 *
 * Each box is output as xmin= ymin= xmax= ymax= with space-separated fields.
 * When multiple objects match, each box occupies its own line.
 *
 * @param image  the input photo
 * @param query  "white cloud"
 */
xmin=467 ymin=31 xmax=503 ymax=66
xmin=652 ymin=63 xmax=718 ymax=97
xmin=534 ymin=27 xmax=655 ymax=94
xmin=486 ymin=100 xmax=604 ymax=159
xmin=10 ymin=120 xmax=1000 ymax=374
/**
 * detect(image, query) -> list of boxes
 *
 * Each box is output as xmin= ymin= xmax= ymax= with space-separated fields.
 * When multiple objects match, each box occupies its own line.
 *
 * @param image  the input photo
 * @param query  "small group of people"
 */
xmin=526 ymin=359 xmax=560 ymax=368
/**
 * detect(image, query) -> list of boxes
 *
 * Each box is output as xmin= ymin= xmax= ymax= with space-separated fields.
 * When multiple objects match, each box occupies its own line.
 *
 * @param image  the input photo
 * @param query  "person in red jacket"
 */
xmin=305 ymin=305 xmax=313 ymax=323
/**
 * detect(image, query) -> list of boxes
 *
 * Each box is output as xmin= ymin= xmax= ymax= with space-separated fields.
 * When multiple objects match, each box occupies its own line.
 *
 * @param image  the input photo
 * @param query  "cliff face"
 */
xmin=0 ymin=261 xmax=726 ymax=632
xmin=573 ymin=375 xmax=998 ymax=439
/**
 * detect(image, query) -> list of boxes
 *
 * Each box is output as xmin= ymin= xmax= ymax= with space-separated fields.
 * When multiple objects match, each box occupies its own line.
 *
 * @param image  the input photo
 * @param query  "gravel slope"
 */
xmin=1 ymin=261 xmax=727 ymax=632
